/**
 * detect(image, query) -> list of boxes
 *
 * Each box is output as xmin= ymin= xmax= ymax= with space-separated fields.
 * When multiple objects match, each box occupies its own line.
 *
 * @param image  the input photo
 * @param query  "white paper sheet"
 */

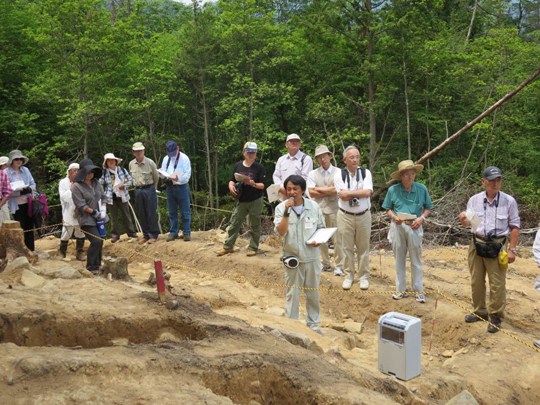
xmin=158 ymin=168 xmax=183 ymax=179
xmin=306 ymin=227 xmax=337 ymax=245
xmin=10 ymin=180 xmax=27 ymax=191
xmin=466 ymin=207 xmax=481 ymax=232
xmin=266 ymin=183 xmax=281 ymax=202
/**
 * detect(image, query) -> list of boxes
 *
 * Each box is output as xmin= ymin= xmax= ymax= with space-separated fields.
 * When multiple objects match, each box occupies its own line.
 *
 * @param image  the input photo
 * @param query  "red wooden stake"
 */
xmin=154 ymin=260 xmax=166 ymax=303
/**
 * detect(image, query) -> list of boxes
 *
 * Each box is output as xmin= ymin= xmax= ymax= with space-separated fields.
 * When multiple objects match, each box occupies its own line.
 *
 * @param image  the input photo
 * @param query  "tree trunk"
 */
xmin=201 ymin=76 xmax=214 ymax=208
xmin=366 ymin=1 xmax=377 ymax=170
xmin=0 ymin=221 xmax=38 ymax=266
xmin=465 ymin=0 xmax=478 ymax=44
xmin=403 ymin=49 xmax=411 ymax=160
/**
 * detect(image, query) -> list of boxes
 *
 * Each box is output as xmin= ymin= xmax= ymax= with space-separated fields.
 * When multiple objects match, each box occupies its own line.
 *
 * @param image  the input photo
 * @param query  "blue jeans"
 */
xmin=166 ymin=184 xmax=191 ymax=236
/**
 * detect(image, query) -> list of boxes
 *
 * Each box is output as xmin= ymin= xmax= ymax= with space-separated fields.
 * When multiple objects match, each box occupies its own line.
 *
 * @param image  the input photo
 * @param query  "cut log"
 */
xmin=101 ymin=257 xmax=130 ymax=280
xmin=0 ymin=221 xmax=38 ymax=268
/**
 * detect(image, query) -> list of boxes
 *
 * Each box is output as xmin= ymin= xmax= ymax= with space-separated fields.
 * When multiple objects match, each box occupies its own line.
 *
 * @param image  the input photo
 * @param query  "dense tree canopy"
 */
xmin=1 ymin=0 xmax=539 ymax=230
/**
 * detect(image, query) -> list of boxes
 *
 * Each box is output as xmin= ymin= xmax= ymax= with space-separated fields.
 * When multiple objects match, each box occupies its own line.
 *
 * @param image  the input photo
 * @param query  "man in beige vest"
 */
xmin=307 ymin=146 xmax=344 ymax=275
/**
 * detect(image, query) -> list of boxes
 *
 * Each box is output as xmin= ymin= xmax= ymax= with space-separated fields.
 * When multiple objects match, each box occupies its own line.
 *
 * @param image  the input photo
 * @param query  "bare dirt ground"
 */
xmin=1 ymin=230 xmax=539 ymax=404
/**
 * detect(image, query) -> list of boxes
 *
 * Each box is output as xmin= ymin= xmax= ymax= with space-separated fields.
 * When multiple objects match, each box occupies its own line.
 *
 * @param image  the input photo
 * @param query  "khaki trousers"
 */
xmin=337 ymin=210 xmax=371 ymax=283
xmin=467 ymin=241 xmax=506 ymax=317
xmin=0 ymin=204 xmax=10 ymax=227
xmin=284 ymin=261 xmax=321 ymax=329
xmin=320 ymin=211 xmax=344 ymax=269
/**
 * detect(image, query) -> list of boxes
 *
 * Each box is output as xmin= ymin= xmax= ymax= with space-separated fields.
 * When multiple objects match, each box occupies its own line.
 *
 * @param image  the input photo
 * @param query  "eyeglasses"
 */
xmin=13 ymin=158 xmax=24 ymax=161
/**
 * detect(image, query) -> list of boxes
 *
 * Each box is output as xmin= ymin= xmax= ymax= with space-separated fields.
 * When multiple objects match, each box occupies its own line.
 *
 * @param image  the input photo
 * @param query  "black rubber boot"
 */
xmin=76 ymin=238 xmax=86 ymax=261
xmin=58 ymin=240 xmax=68 ymax=258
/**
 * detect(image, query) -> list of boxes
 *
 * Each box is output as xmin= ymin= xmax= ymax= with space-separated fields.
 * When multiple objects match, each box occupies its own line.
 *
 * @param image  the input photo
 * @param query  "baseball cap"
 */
xmin=286 ymin=133 xmax=301 ymax=142
xmin=483 ymin=166 xmax=503 ymax=181
xmin=244 ymin=142 xmax=258 ymax=152
xmin=166 ymin=140 xmax=178 ymax=158
xmin=132 ymin=142 xmax=145 ymax=151
xmin=68 ymin=163 xmax=79 ymax=171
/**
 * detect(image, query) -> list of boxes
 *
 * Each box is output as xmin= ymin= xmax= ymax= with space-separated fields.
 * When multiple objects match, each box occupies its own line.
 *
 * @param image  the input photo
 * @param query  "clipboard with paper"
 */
xmin=306 ymin=227 xmax=337 ymax=245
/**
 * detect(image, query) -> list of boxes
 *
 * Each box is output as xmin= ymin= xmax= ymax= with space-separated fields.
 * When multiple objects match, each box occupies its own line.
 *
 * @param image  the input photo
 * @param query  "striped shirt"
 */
xmin=466 ymin=191 xmax=520 ymax=237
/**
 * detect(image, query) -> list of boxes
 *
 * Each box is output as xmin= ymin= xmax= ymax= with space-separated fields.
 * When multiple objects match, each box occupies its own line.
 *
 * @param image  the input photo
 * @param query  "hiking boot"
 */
xmin=57 ymin=240 xmax=68 ymax=258
xmin=322 ymin=266 xmax=332 ymax=272
xmin=359 ymin=279 xmax=369 ymax=290
xmin=127 ymin=233 xmax=138 ymax=238
xmin=534 ymin=340 xmax=540 ymax=349
xmin=75 ymin=238 xmax=85 ymax=261
xmin=487 ymin=314 xmax=502 ymax=333
xmin=166 ymin=234 xmax=178 ymax=242
xmin=392 ymin=292 xmax=405 ymax=300
xmin=246 ymin=249 xmax=257 ymax=257
xmin=216 ymin=248 xmax=234 ymax=256
xmin=111 ymin=236 xmax=119 ymax=243
xmin=342 ymin=278 xmax=353 ymax=290
xmin=465 ymin=313 xmax=488 ymax=323
xmin=415 ymin=293 xmax=426 ymax=303
xmin=311 ymin=328 xmax=324 ymax=336
xmin=334 ymin=267 xmax=344 ymax=276
xmin=138 ymin=238 xmax=149 ymax=244
xmin=183 ymin=234 xmax=191 ymax=242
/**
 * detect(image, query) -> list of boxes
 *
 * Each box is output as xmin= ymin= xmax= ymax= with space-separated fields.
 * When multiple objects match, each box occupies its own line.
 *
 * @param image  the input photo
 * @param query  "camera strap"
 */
xmin=483 ymin=191 xmax=499 ymax=239
xmin=342 ymin=167 xmax=365 ymax=189
xmin=166 ymin=150 xmax=181 ymax=172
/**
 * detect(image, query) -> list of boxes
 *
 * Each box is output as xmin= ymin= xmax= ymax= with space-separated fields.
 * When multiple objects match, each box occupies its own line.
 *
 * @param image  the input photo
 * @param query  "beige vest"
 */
xmin=313 ymin=167 xmax=339 ymax=214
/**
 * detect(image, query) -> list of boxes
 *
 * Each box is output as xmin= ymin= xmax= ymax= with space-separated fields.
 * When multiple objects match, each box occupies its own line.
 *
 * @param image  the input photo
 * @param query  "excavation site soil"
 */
xmin=1 ymin=230 xmax=539 ymax=404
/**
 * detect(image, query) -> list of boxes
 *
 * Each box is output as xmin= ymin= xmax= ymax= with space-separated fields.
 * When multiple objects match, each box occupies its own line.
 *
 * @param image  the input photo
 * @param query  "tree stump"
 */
xmin=101 ymin=257 xmax=130 ymax=280
xmin=0 ymin=221 xmax=38 ymax=269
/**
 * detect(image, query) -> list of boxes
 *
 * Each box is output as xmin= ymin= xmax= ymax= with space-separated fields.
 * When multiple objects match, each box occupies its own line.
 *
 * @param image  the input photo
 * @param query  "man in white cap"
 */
xmin=58 ymin=163 xmax=86 ymax=260
xmin=129 ymin=142 xmax=160 ymax=244
xmin=272 ymin=133 xmax=313 ymax=199
xmin=0 ymin=156 xmax=13 ymax=227
xmin=216 ymin=142 xmax=266 ymax=257
xmin=307 ymin=145 xmax=344 ymax=275
xmin=334 ymin=146 xmax=373 ymax=291
xmin=382 ymin=160 xmax=433 ymax=303
xmin=459 ymin=166 xmax=520 ymax=333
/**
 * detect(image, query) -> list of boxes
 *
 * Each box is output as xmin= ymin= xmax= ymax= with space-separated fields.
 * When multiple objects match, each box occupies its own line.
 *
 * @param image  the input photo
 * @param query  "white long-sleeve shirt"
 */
xmin=59 ymin=177 xmax=78 ymax=226
xmin=533 ymin=229 xmax=540 ymax=268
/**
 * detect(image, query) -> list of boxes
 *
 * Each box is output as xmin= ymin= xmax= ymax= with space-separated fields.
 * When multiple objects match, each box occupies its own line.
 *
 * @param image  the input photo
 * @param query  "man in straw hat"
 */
xmin=334 ymin=146 xmax=373 ymax=291
xmin=129 ymin=142 xmax=160 ymax=244
xmin=307 ymin=145 xmax=344 ymax=275
xmin=382 ymin=160 xmax=433 ymax=303
xmin=58 ymin=163 xmax=86 ymax=260
xmin=216 ymin=142 xmax=266 ymax=257
xmin=100 ymin=153 xmax=138 ymax=243
xmin=273 ymin=133 xmax=313 ymax=200
xmin=458 ymin=166 xmax=520 ymax=333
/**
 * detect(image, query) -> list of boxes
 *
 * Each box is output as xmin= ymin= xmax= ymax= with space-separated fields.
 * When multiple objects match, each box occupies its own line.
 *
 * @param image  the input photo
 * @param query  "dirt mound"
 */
xmin=1 ymin=232 xmax=539 ymax=404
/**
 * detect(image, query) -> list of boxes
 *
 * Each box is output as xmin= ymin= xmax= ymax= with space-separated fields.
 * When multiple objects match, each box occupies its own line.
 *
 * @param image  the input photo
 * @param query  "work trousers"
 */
xmin=320 ymin=211 xmax=343 ymax=269
xmin=223 ymin=197 xmax=263 ymax=251
xmin=13 ymin=203 xmax=35 ymax=252
xmin=166 ymin=184 xmax=191 ymax=236
xmin=337 ymin=210 xmax=371 ymax=283
xmin=134 ymin=186 xmax=160 ymax=239
xmin=0 ymin=204 xmax=10 ymax=227
xmin=284 ymin=260 xmax=321 ymax=330
xmin=390 ymin=221 xmax=424 ymax=293
xmin=60 ymin=224 xmax=85 ymax=241
xmin=468 ymin=241 xmax=507 ymax=317
xmin=81 ymin=225 xmax=103 ymax=271
xmin=109 ymin=198 xmax=137 ymax=238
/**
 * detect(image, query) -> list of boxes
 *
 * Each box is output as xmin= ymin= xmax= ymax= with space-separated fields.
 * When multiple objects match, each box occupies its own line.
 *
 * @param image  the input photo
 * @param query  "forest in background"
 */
xmin=1 ymin=0 xmax=539 ymax=232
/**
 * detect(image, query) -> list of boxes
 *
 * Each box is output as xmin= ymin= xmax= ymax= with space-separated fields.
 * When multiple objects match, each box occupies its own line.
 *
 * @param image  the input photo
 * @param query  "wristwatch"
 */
xmin=508 ymin=248 xmax=517 ymax=254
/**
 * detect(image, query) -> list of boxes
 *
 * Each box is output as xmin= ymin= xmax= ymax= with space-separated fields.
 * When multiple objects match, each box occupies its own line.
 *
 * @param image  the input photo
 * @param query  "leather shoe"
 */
xmin=487 ymin=314 xmax=501 ymax=333
xmin=138 ymin=238 xmax=149 ymax=245
xmin=147 ymin=238 xmax=157 ymax=245
xmin=216 ymin=248 xmax=234 ymax=256
xmin=246 ymin=249 xmax=257 ymax=257
xmin=465 ymin=313 xmax=488 ymax=323
xmin=166 ymin=234 xmax=178 ymax=242
xmin=183 ymin=234 xmax=191 ymax=241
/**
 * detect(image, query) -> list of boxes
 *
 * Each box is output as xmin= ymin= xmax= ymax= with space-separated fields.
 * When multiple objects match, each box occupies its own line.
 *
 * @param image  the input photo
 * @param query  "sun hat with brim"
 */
xmin=102 ymin=153 xmax=123 ymax=168
xmin=314 ymin=145 xmax=332 ymax=158
xmin=8 ymin=150 xmax=29 ymax=165
xmin=390 ymin=160 xmax=424 ymax=181
xmin=132 ymin=142 xmax=145 ymax=151
xmin=74 ymin=158 xmax=102 ymax=182
xmin=0 ymin=156 xmax=8 ymax=166
xmin=286 ymin=133 xmax=301 ymax=142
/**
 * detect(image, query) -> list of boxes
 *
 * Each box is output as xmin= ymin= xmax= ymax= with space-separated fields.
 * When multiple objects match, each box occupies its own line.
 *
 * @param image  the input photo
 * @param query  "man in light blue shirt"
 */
xmin=161 ymin=140 xmax=192 ymax=242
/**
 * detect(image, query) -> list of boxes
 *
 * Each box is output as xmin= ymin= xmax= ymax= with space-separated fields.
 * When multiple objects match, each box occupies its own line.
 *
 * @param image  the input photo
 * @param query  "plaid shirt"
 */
xmin=99 ymin=166 xmax=133 ymax=205
xmin=466 ymin=191 xmax=520 ymax=237
xmin=0 ymin=170 xmax=13 ymax=198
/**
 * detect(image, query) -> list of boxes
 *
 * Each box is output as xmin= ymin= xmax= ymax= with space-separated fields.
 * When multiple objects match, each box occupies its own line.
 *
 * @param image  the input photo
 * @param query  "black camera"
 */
xmin=349 ymin=197 xmax=360 ymax=207
xmin=485 ymin=231 xmax=498 ymax=241
xmin=160 ymin=178 xmax=174 ymax=190
xmin=233 ymin=181 xmax=243 ymax=199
